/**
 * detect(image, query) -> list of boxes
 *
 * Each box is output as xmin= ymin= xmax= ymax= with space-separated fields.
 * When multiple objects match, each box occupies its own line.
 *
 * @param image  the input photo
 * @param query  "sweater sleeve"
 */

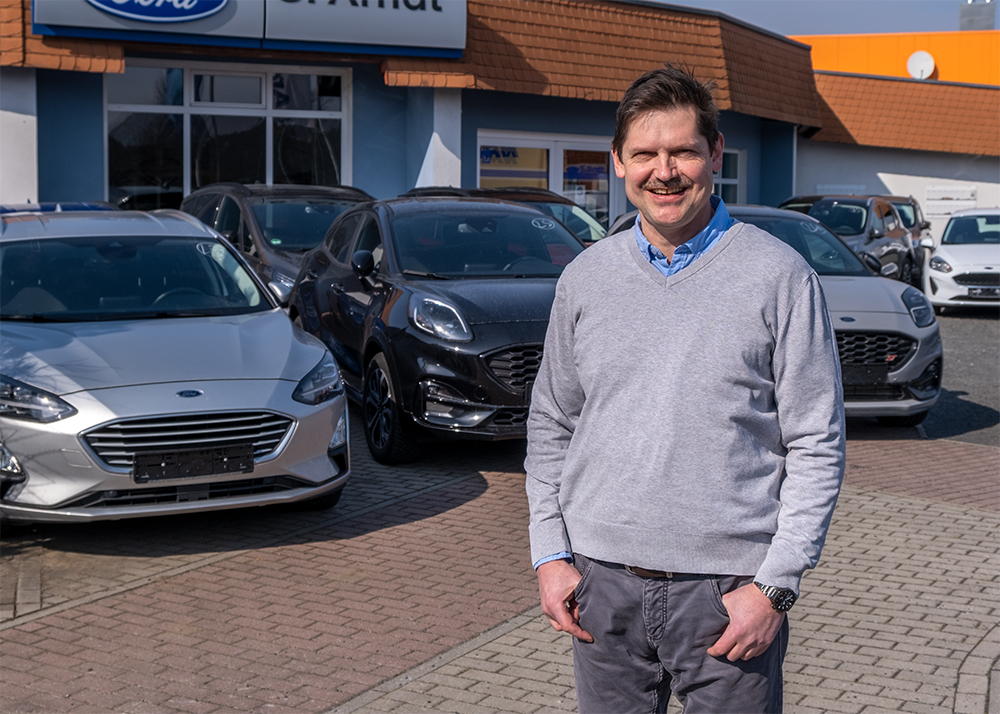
xmin=756 ymin=272 xmax=846 ymax=594
xmin=524 ymin=278 xmax=586 ymax=566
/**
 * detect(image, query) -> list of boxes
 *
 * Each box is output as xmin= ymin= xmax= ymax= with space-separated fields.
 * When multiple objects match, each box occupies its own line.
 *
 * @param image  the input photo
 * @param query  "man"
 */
xmin=525 ymin=64 xmax=845 ymax=713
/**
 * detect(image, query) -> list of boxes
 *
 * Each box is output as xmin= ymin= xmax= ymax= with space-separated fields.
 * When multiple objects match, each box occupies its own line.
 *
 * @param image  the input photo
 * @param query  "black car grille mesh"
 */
xmin=62 ymin=476 xmax=308 ymax=509
xmin=83 ymin=411 xmax=293 ymax=469
xmin=836 ymin=332 xmax=916 ymax=368
xmin=485 ymin=345 xmax=543 ymax=392
xmin=491 ymin=408 xmax=530 ymax=427
xmin=953 ymin=273 xmax=1000 ymax=287
xmin=842 ymin=384 xmax=907 ymax=401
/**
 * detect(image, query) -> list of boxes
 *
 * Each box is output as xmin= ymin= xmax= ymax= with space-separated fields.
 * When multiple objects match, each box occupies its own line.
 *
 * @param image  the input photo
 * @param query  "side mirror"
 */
xmin=920 ymin=221 xmax=931 ymax=230
xmin=351 ymin=250 xmax=375 ymax=279
xmin=868 ymin=229 xmax=884 ymax=241
xmin=859 ymin=251 xmax=882 ymax=274
xmin=268 ymin=281 xmax=291 ymax=305
xmin=880 ymin=263 xmax=899 ymax=278
xmin=919 ymin=237 xmax=935 ymax=250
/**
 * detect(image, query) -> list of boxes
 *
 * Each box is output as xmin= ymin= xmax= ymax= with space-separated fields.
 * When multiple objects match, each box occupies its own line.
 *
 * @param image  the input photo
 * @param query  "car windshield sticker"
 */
xmin=532 ymin=218 xmax=556 ymax=230
xmin=196 ymin=242 xmax=217 ymax=255
xmin=271 ymin=239 xmax=282 ymax=245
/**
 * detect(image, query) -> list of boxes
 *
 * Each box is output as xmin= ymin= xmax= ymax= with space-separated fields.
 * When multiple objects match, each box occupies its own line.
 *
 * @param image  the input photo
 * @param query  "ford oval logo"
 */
xmin=85 ymin=0 xmax=228 ymax=24
xmin=177 ymin=390 xmax=203 ymax=398
xmin=839 ymin=317 xmax=856 ymax=323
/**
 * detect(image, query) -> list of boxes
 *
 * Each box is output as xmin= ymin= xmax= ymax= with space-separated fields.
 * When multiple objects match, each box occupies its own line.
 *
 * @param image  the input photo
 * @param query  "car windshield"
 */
xmin=391 ymin=211 xmax=585 ymax=277
xmin=941 ymin=215 xmax=1000 ymax=245
xmin=806 ymin=201 xmax=867 ymax=236
xmin=251 ymin=198 xmax=357 ymax=252
xmin=530 ymin=202 xmax=607 ymax=243
xmin=732 ymin=213 xmax=870 ymax=277
xmin=891 ymin=202 xmax=916 ymax=228
xmin=0 ymin=235 xmax=269 ymax=321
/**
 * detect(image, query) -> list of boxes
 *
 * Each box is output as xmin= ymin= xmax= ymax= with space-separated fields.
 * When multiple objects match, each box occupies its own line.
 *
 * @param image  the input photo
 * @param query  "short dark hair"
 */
xmin=612 ymin=64 xmax=720 ymax=160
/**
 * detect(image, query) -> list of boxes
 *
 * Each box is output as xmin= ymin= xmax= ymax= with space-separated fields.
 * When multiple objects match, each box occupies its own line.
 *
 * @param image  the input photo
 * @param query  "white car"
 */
xmin=922 ymin=208 xmax=1000 ymax=311
xmin=729 ymin=206 xmax=942 ymax=427
xmin=0 ymin=210 xmax=350 ymax=525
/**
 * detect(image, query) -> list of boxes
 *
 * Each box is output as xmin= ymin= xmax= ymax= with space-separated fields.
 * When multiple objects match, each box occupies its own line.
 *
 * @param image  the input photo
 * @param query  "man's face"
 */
xmin=613 ymin=106 xmax=724 ymax=253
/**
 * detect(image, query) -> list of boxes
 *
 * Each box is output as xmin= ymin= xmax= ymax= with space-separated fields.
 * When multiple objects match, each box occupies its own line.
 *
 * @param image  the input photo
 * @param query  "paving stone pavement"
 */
xmin=0 ymin=414 xmax=997 ymax=714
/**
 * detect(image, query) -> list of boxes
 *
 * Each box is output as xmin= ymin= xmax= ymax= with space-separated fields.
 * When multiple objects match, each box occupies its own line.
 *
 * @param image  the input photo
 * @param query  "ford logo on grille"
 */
xmin=177 ymin=390 xmax=204 ymax=398
xmin=839 ymin=317 xmax=856 ymax=322
xmin=84 ymin=0 xmax=228 ymax=23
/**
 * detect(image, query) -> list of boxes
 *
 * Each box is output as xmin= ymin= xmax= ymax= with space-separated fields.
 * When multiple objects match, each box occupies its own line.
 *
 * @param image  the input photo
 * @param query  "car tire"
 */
xmin=877 ymin=412 xmax=929 ymax=428
xmin=292 ymin=487 xmax=343 ymax=511
xmin=363 ymin=353 xmax=422 ymax=465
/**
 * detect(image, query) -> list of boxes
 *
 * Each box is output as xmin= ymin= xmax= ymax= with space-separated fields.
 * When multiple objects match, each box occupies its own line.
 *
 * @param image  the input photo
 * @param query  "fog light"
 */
xmin=329 ymin=413 xmax=348 ymax=450
xmin=420 ymin=381 xmax=495 ymax=428
xmin=909 ymin=358 xmax=942 ymax=398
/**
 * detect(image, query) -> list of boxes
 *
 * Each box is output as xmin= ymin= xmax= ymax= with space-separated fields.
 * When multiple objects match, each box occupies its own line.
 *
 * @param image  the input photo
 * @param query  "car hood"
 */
xmin=818 ymin=275 xmax=908 ymax=315
xmin=933 ymin=243 xmax=1000 ymax=268
xmin=408 ymin=278 xmax=558 ymax=325
xmin=0 ymin=310 xmax=326 ymax=396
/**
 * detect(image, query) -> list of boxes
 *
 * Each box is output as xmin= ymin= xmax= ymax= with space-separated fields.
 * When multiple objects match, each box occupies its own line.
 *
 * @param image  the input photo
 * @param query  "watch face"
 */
xmin=773 ymin=590 xmax=796 ymax=612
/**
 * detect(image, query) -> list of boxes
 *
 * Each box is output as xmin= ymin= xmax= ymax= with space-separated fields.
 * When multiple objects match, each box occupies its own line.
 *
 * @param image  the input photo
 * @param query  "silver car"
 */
xmin=0 ymin=210 xmax=349 ymax=525
xmin=730 ymin=206 xmax=942 ymax=427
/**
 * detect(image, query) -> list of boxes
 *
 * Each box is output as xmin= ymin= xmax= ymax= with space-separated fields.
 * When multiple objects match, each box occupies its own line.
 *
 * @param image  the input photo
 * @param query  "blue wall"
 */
xmin=37 ymin=70 xmax=104 ymax=202
xmin=350 ymin=63 xmax=414 ymax=199
xmin=759 ymin=120 xmax=795 ymax=207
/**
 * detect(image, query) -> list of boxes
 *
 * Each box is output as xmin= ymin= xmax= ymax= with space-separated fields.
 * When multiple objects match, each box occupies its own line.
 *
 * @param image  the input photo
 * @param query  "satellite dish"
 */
xmin=907 ymin=51 xmax=935 ymax=80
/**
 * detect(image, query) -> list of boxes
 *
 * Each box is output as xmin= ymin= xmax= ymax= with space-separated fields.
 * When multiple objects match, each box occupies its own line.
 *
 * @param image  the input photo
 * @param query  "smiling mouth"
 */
xmin=644 ymin=181 xmax=691 ymax=196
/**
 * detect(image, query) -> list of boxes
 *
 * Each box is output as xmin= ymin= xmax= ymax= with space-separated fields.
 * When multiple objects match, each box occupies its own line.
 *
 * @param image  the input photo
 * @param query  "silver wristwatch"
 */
xmin=754 ymin=581 xmax=797 ymax=612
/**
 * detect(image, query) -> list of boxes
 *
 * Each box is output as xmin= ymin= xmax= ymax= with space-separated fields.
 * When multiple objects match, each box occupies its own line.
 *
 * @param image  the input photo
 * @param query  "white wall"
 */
xmin=0 ymin=67 xmax=38 ymax=204
xmin=795 ymin=139 xmax=1000 ymax=241
xmin=415 ymin=88 xmax=462 ymax=188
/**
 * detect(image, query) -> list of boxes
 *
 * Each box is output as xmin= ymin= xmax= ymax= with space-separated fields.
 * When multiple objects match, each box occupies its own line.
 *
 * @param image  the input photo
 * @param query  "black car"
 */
xmin=180 ymin=183 xmax=374 ymax=293
xmin=778 ymin=195 xmax=917 ymax=284
xmin=886 ymin=195 xmax=933 ymax=275
xmin=400 ymin=186 xmax=607 ymax=244
xmin=288 ymin=197 xmax=587 ymax=464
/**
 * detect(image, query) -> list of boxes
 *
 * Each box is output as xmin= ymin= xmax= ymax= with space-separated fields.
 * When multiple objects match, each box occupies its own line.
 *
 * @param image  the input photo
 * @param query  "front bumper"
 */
xmin=924 ymin=270 xmax=1000 ymax=307
xmin=0 ymin=379 xmax=349 ymax=524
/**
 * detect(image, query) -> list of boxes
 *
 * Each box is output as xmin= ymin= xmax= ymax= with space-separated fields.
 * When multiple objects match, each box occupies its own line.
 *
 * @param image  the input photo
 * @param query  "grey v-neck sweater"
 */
xmin=525 ymin=222 xmax=845 ymax=593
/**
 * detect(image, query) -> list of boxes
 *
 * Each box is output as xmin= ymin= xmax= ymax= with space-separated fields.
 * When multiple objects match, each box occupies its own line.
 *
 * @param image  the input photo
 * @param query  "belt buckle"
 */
xmin=625 ymin=565 xmax=673 ymax=579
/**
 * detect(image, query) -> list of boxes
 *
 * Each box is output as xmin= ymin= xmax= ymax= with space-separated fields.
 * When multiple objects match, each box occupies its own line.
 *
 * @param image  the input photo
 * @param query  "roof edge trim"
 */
xmin=815 ymin=70 xmax=1000 ymax=91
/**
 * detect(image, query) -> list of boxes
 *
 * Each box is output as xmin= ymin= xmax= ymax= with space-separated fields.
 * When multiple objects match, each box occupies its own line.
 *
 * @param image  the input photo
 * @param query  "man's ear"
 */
xmin=612 ymin=149 xmax=627 ymax=179
xmin=711 ymin=133 xmax=725 ymax=173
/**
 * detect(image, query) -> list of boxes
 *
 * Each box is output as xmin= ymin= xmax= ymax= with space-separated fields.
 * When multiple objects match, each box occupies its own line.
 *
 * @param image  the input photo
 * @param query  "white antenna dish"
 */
xmin=907 ymin=50 xmax=935 ymax=80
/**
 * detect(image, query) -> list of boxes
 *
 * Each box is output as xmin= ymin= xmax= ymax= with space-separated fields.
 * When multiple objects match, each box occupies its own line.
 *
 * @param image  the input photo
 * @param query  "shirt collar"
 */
xmin=633 ymin=195 xmax=733 ymax=262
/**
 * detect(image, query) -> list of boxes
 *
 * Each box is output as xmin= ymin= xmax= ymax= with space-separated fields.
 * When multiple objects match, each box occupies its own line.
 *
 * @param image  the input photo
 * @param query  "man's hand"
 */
xmin=707 ymin=582 xmax=785 ymax=661
xmin=536 ymin=559 xmax=593 ymax=642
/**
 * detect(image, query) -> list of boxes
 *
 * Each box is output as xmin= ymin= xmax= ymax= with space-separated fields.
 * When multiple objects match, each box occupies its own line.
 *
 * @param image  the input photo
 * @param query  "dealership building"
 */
xmin=0 ymin=0 xmax=995 ymax=230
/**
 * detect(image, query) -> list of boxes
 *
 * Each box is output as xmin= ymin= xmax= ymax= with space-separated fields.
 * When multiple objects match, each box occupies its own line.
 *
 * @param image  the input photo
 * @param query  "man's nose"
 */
xmin=651 ymin=152 xmax=678 ymax=179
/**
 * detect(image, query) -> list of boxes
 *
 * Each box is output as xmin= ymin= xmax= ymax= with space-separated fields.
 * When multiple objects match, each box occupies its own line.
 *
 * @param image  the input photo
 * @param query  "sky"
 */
xmin=642 ymin=0 xmax=995 ymax=36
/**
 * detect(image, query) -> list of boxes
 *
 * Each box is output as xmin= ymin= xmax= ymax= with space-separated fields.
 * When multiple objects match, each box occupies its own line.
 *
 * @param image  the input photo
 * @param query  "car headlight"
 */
xmin=410 ymin=296 xmax=473 ymax=342
xmin=901 ymin=287 xmax=935 ymax=328
xmin=928 ymin=255 xmax=952 ymax=273
xmin=292 ymin=353 xmax=345 ymax=405
xmin=0 ymin=376 xmax=77 ymax=423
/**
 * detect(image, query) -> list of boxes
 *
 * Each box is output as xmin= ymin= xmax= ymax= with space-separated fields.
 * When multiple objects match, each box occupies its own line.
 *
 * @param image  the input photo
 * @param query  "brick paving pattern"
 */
xmin=1 ymin=414 xmax=997 ymax=714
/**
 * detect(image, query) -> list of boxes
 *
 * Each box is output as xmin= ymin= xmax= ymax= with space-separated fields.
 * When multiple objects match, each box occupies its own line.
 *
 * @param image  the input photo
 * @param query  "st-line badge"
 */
xmin=84 ymin=0 xmax=229 ymax=23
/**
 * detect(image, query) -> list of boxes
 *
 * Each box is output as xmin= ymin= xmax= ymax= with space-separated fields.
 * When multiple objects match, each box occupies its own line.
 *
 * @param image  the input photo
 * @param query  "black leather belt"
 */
xmin=624 ymin=565 xmax=674 ymax=579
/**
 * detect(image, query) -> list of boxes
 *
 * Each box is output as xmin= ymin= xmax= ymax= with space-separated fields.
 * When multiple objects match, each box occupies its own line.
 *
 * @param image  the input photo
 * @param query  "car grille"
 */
xmin=953 ymin=273 xmax=1000 ymax=287
xmin=484 ymin=344 xmax=543 ymax=392
xmin=836 ymin=331 xmax=916 ymax=368
xmin=842 ymin=384 xmax=907 ymax=401
xmin=61 ymin=476 xmax=309 ymax=509
xmin=491 ymin=408 xmax=530 ymax=427
xmin=83 ymin=411 xmax=293 ymax=469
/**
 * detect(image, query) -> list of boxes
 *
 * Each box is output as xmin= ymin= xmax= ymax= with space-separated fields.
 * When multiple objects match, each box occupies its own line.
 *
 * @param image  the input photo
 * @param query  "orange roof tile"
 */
xmin=811 ymin=72 xmax=999 ymax=157
xmin=384 ymin=0 xmax=823 ymax=127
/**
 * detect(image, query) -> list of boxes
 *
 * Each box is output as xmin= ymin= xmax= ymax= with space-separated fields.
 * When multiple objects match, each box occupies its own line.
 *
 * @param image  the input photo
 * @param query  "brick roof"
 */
xmin=1 ymin=0 xmax=823 ymax=127
xmin=383 ymin=0 xmax=824 ymax=127
xmin=811 ymin=72 xmax=1000 ymax=157
xmin=0 ymin=0 xmax=123 ymax=72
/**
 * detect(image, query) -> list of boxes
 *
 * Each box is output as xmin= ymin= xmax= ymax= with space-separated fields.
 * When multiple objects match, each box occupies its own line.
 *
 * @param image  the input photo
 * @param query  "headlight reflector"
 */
xmin=0 ymin=376 xmax=77 ymax=423
xmin=410 ymin=297 xmax=473 ymax=342
xmin=292 ymin=353 xmax=344 ymax=405
xmin=928 ymin=256 xmax=952 ymax=273
xmin=901 ymin=287 xmax=936 ymax=328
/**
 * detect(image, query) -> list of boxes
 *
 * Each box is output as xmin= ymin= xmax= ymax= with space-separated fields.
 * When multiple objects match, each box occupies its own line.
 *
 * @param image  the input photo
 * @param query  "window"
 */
xmin=106 ymin=61 xmax=351 ymax=209
xmin=713 ymin=149 xmax=745 ymax=205
xmin=477 ymin=131 xmax=624 ymax=229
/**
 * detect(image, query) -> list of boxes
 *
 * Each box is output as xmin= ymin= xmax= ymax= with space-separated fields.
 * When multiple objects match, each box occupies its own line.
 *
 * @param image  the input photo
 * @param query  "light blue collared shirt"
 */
xmin=634 ymin=195 xmax=735 ymax=277
xmin=531 ymin=196 xmax=737 ymax=571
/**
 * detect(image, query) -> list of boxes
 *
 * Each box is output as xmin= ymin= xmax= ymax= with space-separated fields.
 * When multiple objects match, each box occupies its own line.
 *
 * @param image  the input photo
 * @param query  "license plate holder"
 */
xmin=133 ymin=444 xmax=254 ymax=483
xmin=841 ymin=363 xmax=889 ymax=385
xmin=968 ymin=287 xmax=999 ymax=298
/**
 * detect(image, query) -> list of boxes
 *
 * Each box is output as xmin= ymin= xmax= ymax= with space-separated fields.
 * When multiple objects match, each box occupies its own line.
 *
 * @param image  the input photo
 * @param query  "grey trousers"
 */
xmin=571 ymin=554 xmax=788 ymax=714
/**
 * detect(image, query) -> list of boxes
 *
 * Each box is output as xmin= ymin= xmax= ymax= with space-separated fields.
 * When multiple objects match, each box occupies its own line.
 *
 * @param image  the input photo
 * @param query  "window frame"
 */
xmin=104 ymin=59 xmax=353 ymax=200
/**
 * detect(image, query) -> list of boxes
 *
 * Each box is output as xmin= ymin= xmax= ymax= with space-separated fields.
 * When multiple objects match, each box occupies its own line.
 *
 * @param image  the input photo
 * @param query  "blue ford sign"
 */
xmin=84 ymin=0 xmax=228 ymax=23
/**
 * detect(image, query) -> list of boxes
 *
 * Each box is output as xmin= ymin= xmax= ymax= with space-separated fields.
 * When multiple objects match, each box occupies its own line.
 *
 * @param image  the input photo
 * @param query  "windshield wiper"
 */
xmin=95 ymin=311 xmax=215 ymax=321
xmin=1 ymin=314 xmax=84 ymax=322
xmin=402 ymin=270 xmax=452 ymax=280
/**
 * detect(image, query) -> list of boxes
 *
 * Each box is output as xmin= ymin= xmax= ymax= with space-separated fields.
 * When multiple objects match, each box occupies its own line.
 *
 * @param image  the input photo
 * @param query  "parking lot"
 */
xmin=1 ymin=308 xmax=997 ymax=714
